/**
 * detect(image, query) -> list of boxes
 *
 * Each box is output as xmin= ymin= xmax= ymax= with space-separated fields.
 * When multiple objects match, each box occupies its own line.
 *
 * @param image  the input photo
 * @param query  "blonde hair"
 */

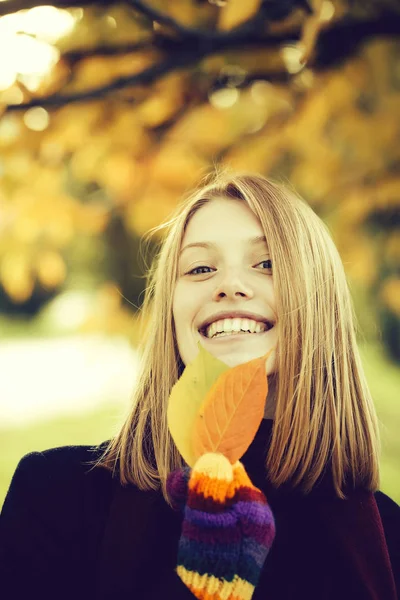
xmin=94 ymin=169 xmax=380 ymax=504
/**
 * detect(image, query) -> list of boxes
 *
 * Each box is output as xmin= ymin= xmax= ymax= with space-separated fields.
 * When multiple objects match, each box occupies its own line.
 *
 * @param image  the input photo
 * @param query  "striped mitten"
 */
xmin=167 ymin=452 xmax=275 ymax=600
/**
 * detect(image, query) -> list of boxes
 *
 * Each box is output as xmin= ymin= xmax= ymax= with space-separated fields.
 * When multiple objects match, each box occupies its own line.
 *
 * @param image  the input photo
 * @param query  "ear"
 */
xmin=166 ymin=466 xmax=191 ymax=511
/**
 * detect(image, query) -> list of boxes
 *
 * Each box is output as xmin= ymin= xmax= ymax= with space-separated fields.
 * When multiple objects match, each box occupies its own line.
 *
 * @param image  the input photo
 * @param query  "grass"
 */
xmin=0 ymin=403 xmax=126 ymax=510
xmin=1 ymin=341 xmax=399 ymax=510
xmin=358 ymin=342 xmax=400 ymax=502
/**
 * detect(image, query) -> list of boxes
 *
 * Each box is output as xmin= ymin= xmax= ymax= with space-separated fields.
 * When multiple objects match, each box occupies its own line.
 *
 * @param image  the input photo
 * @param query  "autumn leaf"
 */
xmin=35 ymin=250 xmax=66 ymax=289
xmin=218 ymin=0 xmax=262 ymax=31
xmin=192 ymin=349 xmax=273 ymax=464
xmin=0 ymin=250 xmax=34 ymax=303
xmin=167 ymin=342 xmax=230 ymax=467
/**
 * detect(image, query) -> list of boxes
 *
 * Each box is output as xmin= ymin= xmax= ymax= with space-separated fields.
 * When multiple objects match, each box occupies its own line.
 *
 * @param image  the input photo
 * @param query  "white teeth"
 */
xmin=203 ymin=317 xmax=269 ymax=338
xmin=231 ymin=318 xmax=241 ymax=332
xmin=241 ymin=318 xmax=250 ymax=331
xmin=223 ymin=318 xmax=234 ymax=333
xmin=248 ymin=320 xmax=256 ymax=333
xmin=215 ymin=320 xmax=224 ymax=332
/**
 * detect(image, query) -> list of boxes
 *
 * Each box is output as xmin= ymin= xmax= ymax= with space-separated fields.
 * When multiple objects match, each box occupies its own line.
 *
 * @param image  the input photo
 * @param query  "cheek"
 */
xmin=172 ymin=281 xmax=183 ymax=314
xmin=172 ymin=284 xmax=190 ymax=334
xmin=173 ymin=281 xmax=197 ymax=314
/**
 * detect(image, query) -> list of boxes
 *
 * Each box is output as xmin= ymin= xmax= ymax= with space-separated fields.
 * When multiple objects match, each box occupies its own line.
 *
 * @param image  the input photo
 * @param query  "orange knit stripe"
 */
xmin=188 ymin=470 xmax=235 ymax=503
xmin=232 ymin=463 xmax=258 ymax=490
xmin=189 ymin=463 xmax=263 ymax=503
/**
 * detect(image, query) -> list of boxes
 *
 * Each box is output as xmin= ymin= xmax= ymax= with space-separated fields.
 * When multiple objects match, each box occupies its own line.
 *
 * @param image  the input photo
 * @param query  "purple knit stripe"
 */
xmin=233 ymin=500 xmax=274 ymax=524
xmin=181 ymin=514 xmax=274 ymax=547
xmin=184 ymin=505 xmax=238 ymax=528
xmin=182 ymin=519 xmax=242 ymax=544
xmin=182 ymin=502 xmax=274 ymax=546
xmin=241 ymin=518 xmax=276 ymax=547
xmin=184 ymin=501 xmax=274 ymax=530
xmin=166 ymin=469 xmax=189 ymax=510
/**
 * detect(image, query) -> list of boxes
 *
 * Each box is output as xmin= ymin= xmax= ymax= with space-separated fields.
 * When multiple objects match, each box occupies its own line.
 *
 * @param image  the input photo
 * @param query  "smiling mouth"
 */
xmin=199 ymin=323 xmax=274 ymax=340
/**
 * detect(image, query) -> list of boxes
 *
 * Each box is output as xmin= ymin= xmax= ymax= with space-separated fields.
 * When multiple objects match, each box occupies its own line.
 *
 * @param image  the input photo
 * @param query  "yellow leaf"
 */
xmin=97 ymin=152 xmax=140 ymax=202
xmin=44 ymin=205 xmax=75 ymax=246
xmin=126 ymin=183 xmax=179 ymax=235
xmin=13 ymin=216 xmax=40 ymax=244
xmin=218 ymin=0 xmax=262 ymax=31
xmin=150 ymin=143 xmax=208 ymax=189
xmin=69 ymin=52 xmax=157 ymax=93
xmin=77 ymin=204 xmax=110 ymax=235
xmin=169 ymin=104 xmax=236 ymax=155
xmin=137 ymin=73 xmax=186 ymax=128
xmin=157 ymin=0 xmax=201 ymax=27
xmin=192 ymin=349 xmax=272 ymax=464
xmin=167 ymin=342 xmax=230 ymax=467
xmin=111 ymin=111 xmax=150 ymax=155
xmin=69 ymin=138 xmax=108 ymax=183
xmin=0 ymin=251 xmax=34 ymax=303
xmin=36 ymin=251 xmax=66 ymax=289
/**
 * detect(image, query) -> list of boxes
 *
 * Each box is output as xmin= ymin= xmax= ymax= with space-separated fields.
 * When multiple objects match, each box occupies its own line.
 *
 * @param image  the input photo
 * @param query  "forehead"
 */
xmin=181 ymin=198 xmax=264 ymax=245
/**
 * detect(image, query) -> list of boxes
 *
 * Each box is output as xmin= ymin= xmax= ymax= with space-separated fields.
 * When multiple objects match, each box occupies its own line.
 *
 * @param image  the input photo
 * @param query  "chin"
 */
xmin=214 ymin=350 xmax=265 ymax=369
xmin=223 ymin=348 xmax=277 ymax=374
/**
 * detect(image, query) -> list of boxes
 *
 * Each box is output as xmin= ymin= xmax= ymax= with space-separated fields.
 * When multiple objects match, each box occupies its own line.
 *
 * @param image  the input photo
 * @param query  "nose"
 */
xmin=212 ymin=270 xmax=254 ymax=301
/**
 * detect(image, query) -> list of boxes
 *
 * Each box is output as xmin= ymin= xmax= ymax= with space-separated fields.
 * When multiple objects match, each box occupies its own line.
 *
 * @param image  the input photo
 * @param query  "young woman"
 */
xmin=1 ymin=171 xmax=398 ymax=600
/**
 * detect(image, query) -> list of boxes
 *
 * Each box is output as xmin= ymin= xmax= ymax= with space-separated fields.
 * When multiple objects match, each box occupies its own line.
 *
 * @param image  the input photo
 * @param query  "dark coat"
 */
xmin=1 ymin=420 xmax=399 ymax=600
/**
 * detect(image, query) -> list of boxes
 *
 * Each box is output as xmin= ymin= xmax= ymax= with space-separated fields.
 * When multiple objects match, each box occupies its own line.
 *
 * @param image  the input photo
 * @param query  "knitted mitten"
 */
xmin=167 ymin=452 xmax=276 ymax=600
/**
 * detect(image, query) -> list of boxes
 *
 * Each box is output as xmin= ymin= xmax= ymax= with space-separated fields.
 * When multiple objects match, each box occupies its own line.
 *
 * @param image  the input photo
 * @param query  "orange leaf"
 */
xmin=192 ymin=349 xmax=273 ymax=464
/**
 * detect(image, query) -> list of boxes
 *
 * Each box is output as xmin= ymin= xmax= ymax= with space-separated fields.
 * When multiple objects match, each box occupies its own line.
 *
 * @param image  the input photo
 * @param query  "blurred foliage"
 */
xmin=0 ymin=0 xmax=399 ymax=358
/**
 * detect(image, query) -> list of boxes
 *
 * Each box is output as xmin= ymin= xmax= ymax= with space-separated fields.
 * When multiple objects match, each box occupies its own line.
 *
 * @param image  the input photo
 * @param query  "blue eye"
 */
xmin=187 ymin=260 xmax=272 ymax=276
xmin=187 ymin=266 xmax=213 ymax=275
xmin=258 ymin=259 xmax=272 ymax=270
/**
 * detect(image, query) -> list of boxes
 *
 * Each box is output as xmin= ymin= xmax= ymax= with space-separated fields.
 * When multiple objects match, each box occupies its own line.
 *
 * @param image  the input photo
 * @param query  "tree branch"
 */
xmin=127 ymin=0 xmax=289 ymax=42
xmin=5 ymin=28 xmax=298 ymax=112
xmin=314 ymin=12 xmax=400 ymax=69
xmin=128 ymin=0 xmax=200 ymax=38
xmin=3 ymin=1 xmax=400 ymax=112
xmin=5 ymin=46 xmax=205 ymax=111
xmin=62 ymin=40 xmax=154 ymax=64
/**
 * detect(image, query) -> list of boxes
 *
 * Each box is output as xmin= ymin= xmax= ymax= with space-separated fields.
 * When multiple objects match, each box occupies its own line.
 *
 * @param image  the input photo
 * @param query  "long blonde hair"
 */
xmin=94 ymin=169 xmax=380 ymax=504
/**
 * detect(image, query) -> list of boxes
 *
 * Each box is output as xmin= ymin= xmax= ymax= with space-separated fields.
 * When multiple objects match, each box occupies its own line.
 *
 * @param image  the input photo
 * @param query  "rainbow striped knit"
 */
xmin=167 ymin=452 xmax=276 ymax=600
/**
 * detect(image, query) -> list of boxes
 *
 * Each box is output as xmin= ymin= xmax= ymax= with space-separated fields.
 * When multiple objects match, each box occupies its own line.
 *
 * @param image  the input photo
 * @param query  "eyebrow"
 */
xmin=179 ymin=235 xmax=268 ymax=256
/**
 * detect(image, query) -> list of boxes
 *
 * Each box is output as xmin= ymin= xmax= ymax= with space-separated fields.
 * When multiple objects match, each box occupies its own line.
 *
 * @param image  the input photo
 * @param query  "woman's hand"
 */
xmin=167 ymin=453 xmax=275 ymax=600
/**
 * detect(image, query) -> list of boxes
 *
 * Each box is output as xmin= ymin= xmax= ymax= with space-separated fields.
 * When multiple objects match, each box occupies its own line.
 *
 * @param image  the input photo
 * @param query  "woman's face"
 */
xmin=172 ymin=197 xmax=278 ymax=374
